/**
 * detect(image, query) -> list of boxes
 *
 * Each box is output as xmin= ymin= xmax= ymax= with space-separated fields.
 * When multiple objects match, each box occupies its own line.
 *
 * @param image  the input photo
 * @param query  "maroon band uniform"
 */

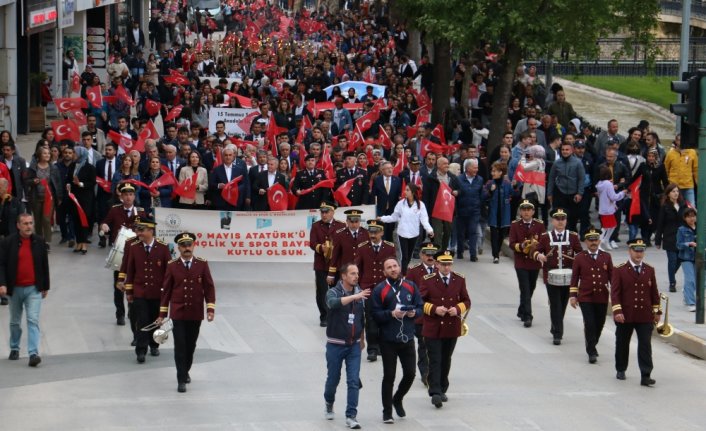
xmin=508 ymin=217 xmax=545 ymax=324
xmin=309 ymin=217 xmax=345 ymax=324
xmin=327 ymin=227 xmax=370 ymax=277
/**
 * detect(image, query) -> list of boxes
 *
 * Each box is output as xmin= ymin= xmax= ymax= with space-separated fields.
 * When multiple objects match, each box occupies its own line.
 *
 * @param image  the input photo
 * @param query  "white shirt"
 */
xmin=267 ymin=172 xmax=276 ymax=187
xmin=104 ymin=157 xmax=115 ymax=179
xmin=379 ymin=199 xmax=433 ymax=239
xmin=223 ymin=163 xmax=233 ymax=182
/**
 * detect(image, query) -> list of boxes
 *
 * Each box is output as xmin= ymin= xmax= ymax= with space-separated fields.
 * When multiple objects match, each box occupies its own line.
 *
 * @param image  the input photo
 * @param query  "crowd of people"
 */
xmin=0 ymin=0 xmax=700 ymax=427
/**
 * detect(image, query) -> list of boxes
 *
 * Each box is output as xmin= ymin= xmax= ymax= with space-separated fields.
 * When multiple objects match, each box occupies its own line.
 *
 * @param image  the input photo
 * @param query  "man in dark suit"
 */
xmin=278 ymin=142 xmax=299 ymax=172
xmin=210 ymin=145 xmax=250 ymax=211
xmin=253 ymin=157 xmax=286 ymax=211
xmin=248 ymin=150 xmax=269 ymax=191
xmin=335 ymin=152 xmax=369 ymax=206
xmin=372 ymin=161 xmax=402 ymax=242
xmin=0 ymin=213 xmax=50 ymax=366
xmin=1 ymin=143 xmax=27 ymax=202
xmin=95 ymin=143 xmax=119 ymax=247
xmin=292 ymin=155 xmax=328 ymax=209
xmin=161 ymin=144 xmax=186 ymax=178
xmin=127 ymin=21 xmax=146 ymax=54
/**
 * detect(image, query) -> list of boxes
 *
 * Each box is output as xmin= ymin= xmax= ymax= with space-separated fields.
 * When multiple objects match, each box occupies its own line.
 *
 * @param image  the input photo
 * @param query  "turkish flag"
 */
xmin=107 ymin=130 xmax=137 ymax=152
xmin=628 ymin=175 xmax=642 ymax=223
xmin=333 ymin=177 xmax=357 ymax=207
xmin=238 ymin=110 xmax=260 ymax=133
xmin=228 ymin=92 xmax=252 ymax=108
xmin=134 ymin=120 xmax=158 ymax=153
xmin=392 ymin=152 xmax=407 ymax=176
xmin=86 ymin=86 xmax=103 ymax=108
xmin=432 ymin=124 xmax=446 ymax=145
xmin=148 ymin=171 xmax=177 ymax=192
xmin=356 ymin=108 xmax=380 ymax=134
xmin=320 ymin=145 xmax=334 ymax=179
xmin=145 ymin=99 xmax=162 ymax=116
xmin=0 ymin=163 xmax=10 ymax=195
xmin=54 ymin=97 xmax=88 ymax=112
xmin=432 ymin=182 xmax=456 ymax=222
xmin=267 ymin=183 xmax=288 ymax=211
xmin=413 ymin=104 xmax=431 ymax=125
xmin=416 ymin=89 xmax=431 ymax=108
xmin=347 ymin=125 xmax=364 ymax=152
xmin=163 ymin=74 xmax=190 ymax=85
xmin=297 ymin=142 xmax=308 ymax=169
xmin=40 ymin=179 xmax=53 ymax=217
xmin=174 ymin=172 xmax=199 ymax=200
xmin=378 ymin=125 xmax=393 ymax=150
xmin=213 ymin=147 xmax=223 ymax=167
xmin=70 ymin=109 xmax=87 ymax=126
xmin=103 ymin=95 xmax=118 ymax=105
xmin=164 ymin=105 xmax=183 ymax=121
xmin=298 ymin=178 xmax=335 ymax=196
xmin=221 ymin=176 xmax=243 ymax=206
xmin=266 ymin=120 xmax=287 ymax=157
xmin=51 ymin=119 xmax=81 ymax=142
xmin=514 ymin=161 xmax=545 ymax=186
xmin=68 ymin=192 xmax=89 ymax=228
xmin=114 ymin=85 xmax=135 ymax=106
xmin=71 ymin=71 xmax=80 ymax=95
xmin=96 ymin=177 xmax=112 ymax=193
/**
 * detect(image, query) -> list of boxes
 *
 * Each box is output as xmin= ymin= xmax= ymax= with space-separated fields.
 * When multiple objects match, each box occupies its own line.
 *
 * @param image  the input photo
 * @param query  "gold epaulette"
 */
xmin=196 ymin=256 xmax=207 ymax=262
xmin=423 ymin=273 xmax=436 ymax=280
xmin=615 ymin=262 xmax=626 ymax=268
xmin=112 ymin=204 xmax=123 ymax=207
xmin=570 ymin=231 xmax=579 ymax=236
xmin=335 ymin=227 xmax=346 ymax=234
xmin=358 ymin=241 xmax=369 ymax=247
xmin=168 ymin=258 xmax=179 ymax=264
xmin=384 ymin=240 xmax=395 ymax=247
xmin=156 ymin=239 xmax=167 ymax=245
xmin=512 ymin=219 xmax=521 ymax=224
xmin=534 ymin=218 xmax=543 ymax=223
xmin=452 ymin=271 xmax=465 ymax=279
xmin=541 ymin=232 xmax=549 ymax=236
xmin=409 ymin=263 xmax=421 ymax=270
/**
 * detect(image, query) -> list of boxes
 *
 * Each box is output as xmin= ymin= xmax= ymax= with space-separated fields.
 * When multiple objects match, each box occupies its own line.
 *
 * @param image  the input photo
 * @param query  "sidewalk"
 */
xmin=500 ymin=230 xmax=706 ymax=360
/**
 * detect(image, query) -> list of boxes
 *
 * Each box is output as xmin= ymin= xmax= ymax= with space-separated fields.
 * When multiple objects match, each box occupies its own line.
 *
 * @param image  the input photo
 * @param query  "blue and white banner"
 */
xmin=324 ymin=81 xmax=386 ymax=99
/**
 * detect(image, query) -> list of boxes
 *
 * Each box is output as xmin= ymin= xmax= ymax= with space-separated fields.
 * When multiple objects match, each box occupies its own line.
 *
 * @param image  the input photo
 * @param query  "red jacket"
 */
xmin=309 ymin=219 xmax=345 ymax=272
xmin=611 ymin=261 xmax=660 ymax=323
xmin=508 ymin=218 xmax=545 ymax=270
xmin=355 ymin=240 xmax=396 ymax=290
xmin=328 ymin=227 xmax=369 ymax=277
xmin=570 ymin=250 xmax=613 ymax=303
xmin=533 ymin=230 xmax=583 ymax=284
xmin=125 ymin=240 xmax=172 ymax=299
xmin=421 ymin=271 xmax=471 ymax=339
xmin=160 ymin=257 xmax=216 ymax=321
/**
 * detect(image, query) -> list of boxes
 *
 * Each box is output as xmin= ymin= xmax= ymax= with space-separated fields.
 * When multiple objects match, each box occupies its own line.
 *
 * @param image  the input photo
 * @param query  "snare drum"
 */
xmin=547 ymin=268 xmax=572 ymax=286
xmin=105 ymin=227 xmax=137 ymax=270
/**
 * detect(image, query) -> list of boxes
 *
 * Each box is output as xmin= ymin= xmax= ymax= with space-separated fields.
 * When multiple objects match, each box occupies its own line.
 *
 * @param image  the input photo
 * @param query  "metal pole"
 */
xmin=696 ymin=72 xmax=706 ymax=324
xmin=678 ymin=0 xmax=692 ymax=133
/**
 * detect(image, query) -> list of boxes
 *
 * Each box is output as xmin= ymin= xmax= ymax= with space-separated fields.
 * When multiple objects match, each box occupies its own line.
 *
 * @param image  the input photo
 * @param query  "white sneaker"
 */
xmin=346 ymin=417 xmax=361 ymax=429
xmin=689 ymin=305 xmax=696 ymax=312
xmin=610 ymin=241 xmax=619 ymax=249
xmin=325 ymin=403 xmax=334 ymax=420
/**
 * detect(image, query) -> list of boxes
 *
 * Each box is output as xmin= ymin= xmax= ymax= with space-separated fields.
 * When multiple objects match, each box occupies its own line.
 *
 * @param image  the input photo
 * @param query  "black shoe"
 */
xmin=640 ymin=377 xmax=656 ymax=387
xmin=493 ymin=257 xmax=499 ymax=264
xmin=420 ymin=375 xmax=428 ymax=387
xmin=0 ymin=297 xmax=8 ymax=305
xmin=28 ymin=354 xmax=41 ymax=367
xmin=669 ymin=283 xmax=677 ymax=292
xmin=440 ymin=393 xmax=448 ymax=402
xmin=392 ymin=397 xmax=406 ymax=417
xmin=185 ymin=374 xmax=191 ymax=384
xmin=431 ymin=394 xmax=443 ymax=408
xmin=136 ymin=353 xmax=146 ymax=363
xmin=367 ymin=352 xmax=377 ymax=362
xmin=59 ymin=238 xmax=68 ymax=244
xmin=456 ymin=253 xmax=463 ymax=260
xmin=68 ymin=240 xmax=76 ymax=248
xmin=470 ymin=256 xmax=478 ymax=262
xmin=383 ymin=414 xmax=394 ymax=424
xmin=8 ymin=350 xmax=19 ymax=360
xmin=99 ymin=236 xmax=107 ymax=248
xmin=150 ymin=347 xmax=160 ymax=357
xmin=319 ymin=321 xmax=327 ymax=327
xmin=177 ymin=383 xmax=187 ymax=393
xmin=616 ymin=371 xmax=626 ymax=380
xmin=523 ymin=318 xmax=532 ymax=328
xmin=553 ymin=337 xmax=561 ymax=346
xmin=130 ymin=339 xmax=137 ymax=347
xmin=117 ymin=316 xmax=126 ymax=326
xmin=588 ymin=354 xmax=597 ymax=364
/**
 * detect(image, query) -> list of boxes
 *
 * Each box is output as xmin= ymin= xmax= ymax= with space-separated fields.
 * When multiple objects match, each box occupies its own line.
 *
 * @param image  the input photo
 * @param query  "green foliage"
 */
xmin=566 ymin=75 xmax=676 ymax=109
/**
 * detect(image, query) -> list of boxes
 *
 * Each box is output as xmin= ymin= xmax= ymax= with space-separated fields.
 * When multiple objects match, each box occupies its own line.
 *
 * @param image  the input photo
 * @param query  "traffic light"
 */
xmin=671 ymin=72 xmax=702 ymax=149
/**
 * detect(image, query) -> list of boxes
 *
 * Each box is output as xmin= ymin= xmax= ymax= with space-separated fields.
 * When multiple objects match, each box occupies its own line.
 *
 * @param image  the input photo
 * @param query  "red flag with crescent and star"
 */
xmin=432 ymin=181 xmax=455 ymax=222
xmin=40 ymin=179 xmax=54 ymax=218
xmin=267 ymin=183 xmax=288 ymax=211
xmin=355 ymin=108 xmax=379 ymax=134
xmin=333 ymin=177 xmax=357 ymax=207
xmin=86 ymin=86 xmax=103 ymax=108
xmin=221 ymin=176 xmax=243 ymax=206
xmin=107 ymin=130 xmax=136 ymax=153
xmin=52 ymin=119 xmax=81 ymax=142
xmin=174 ymin=172 xmax=199 ymax=200
xmin=145 ymin=99 xmax=162 ymax=117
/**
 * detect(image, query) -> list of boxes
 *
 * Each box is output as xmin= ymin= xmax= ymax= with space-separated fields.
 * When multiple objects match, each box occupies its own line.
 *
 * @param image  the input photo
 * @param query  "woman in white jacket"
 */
xmin=379 ymin=183 xmax=434 ymax=274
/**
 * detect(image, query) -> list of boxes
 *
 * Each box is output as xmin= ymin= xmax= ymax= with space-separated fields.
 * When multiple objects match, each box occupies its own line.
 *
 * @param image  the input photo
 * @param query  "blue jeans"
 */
xmin=628 ymin=223 xmax=640 ymax=242
xmin=9 ymin=285 xmax=43 ymax=356
xmin=681 ymin=189 xmax=696 ymax=208
xmin=666 ymin=250 xmax=682 ymax=285
xmin=682 ymin=260 xmax=696 ymax=305
xmin=324 ymin=343 xmax=361 ymax=418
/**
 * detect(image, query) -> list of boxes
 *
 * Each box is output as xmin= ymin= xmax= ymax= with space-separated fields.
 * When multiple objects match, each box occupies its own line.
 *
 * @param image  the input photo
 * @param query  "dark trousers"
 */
xmin=425 ymin=337 xmax=457 ymax=396
xmin=579 ymin=302 xmax=608 ymax=356
xmin=315 ymin=270 xmax=330 ymax=323
xmin=57 ymin=199 xmax=75 ymax=241
xmin=489 ymin=226 xmax=509 ymax=259
xmin=133 ymin=297 xmax=160 ymax=354
xmin=516 ymin=268 xmax=540 ymax=320
xmin=398 ymin=236 xmax=418 ymax=274
xmin=382 ymin=221 xmax=395 ymax=243
xmin=546 ymin=283 xmax=570 ymax=339
xmin=610 ymin=207 xmax=623 ymax=241
xmin=430 ymin=218 xmax=452 ymax=251
xmin=455 ymin=213 xmax=480 ymax=258
xmin=364 ymin=299 xmax=380 ymax=355
xmin=577 ymin=192 xmax=593 ymax=237
xmin=112 ymin=271 xmax=136 ymax=336
xmin=414 ymin=324 xmax=428 ymax=382
xmin=552 ymin=190 xmax=579 ymax=232
xmin=380 ymin=340 xmax=416 ymax=415
xmin=615 ymin=322 xmax=654 ymax=377
xmin=172 ymin=319 xmax=202 ymax=384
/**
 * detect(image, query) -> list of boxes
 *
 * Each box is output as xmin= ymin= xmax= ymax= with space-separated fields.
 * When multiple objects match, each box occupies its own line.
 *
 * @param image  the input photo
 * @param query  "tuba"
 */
xmin=459 ymin=308 xmax=471 ymax=337
xmin=656 ymin=293 xmax=673 ymax=337
xmin=142 ymin=318 xmax=174 ymax=344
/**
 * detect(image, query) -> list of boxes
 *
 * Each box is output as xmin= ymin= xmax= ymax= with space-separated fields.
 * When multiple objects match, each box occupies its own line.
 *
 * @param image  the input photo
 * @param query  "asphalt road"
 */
xmin=0 ymin=238 xmax=704 ymax=430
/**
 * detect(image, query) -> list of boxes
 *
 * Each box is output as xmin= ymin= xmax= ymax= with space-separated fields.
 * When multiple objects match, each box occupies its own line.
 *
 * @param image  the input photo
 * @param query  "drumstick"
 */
xmin=562 ymin=254 xmax=574 ymax=260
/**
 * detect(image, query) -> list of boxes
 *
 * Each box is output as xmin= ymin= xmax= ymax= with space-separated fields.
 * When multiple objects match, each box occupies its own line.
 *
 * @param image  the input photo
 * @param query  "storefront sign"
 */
xmin=26 ymin=1 xmax=58 ymax=35
xmin=60 ymin=0 xmax=75 ymax=28
xmin=155 ymin=206 xmax=376 ymax=262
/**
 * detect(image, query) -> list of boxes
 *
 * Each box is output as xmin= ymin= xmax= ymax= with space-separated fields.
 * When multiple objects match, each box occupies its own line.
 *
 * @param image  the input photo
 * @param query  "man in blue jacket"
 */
xmin=455 ymin=159 xmax=484 ymax=261
xmin=372 ymin=257 xmax=423 ymax=424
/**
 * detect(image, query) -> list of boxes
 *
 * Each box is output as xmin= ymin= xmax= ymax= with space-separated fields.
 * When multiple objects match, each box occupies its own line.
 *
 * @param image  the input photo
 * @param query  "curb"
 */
xmin=498 ymin=237 xmax=706 ymax=359
xmin=554 ymin=77 xmax=676 ymax=125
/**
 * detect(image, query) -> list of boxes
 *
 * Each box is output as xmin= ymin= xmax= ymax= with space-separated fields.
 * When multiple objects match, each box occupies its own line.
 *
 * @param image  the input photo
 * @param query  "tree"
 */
xmin=395 ymin=0 xmax=660 ymax=155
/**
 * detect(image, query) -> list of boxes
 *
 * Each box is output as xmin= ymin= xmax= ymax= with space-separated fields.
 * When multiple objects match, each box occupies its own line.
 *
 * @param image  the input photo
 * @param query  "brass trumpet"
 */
xmin=656 ymin=293 xmax=674 ymax=337
xmin=460 ymin=308 xmax=471 ymax=337
xmin=323 ymin=239 xmax=333 ymax=260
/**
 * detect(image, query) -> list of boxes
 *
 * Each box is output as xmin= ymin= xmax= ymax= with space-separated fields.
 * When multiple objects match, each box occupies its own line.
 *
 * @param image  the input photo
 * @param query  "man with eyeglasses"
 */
xmin=569 ymin=227 xmax=614 ymax=364
xmin=371 ymin=257 xmax=423 ymax=424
